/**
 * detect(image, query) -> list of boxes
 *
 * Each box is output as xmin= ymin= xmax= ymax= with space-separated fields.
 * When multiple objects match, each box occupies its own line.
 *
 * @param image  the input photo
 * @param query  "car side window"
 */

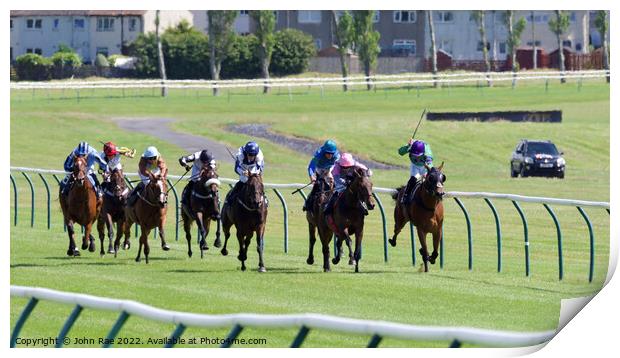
xmin=516 ymin=143 xmax=524 ymax=153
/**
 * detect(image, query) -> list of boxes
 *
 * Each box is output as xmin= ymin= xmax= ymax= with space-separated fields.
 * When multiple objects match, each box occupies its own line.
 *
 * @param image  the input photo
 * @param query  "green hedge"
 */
xmin=15 ymin=53 xmax=52 ymax=81
xmin=270 ymin=29 xmax=316 ymax=76
xmin=50 ymin=51 xmax=82 ymax=79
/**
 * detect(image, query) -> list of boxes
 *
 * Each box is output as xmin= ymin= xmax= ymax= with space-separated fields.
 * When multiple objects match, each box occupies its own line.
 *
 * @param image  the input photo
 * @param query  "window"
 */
xmin=314 ymin=38 xmax=322 ymax=49
xmin=74 ymin=18 xmax=85 ymax=29
xmin=372 ymin=11 xmax=380 ymax=23
xmin=10 ymin=19 xmax=13 ymax=29
xmin=129 ymin=17 xmax=137 ymax=31
xmin=240 ymin=32 xmax=250 ymax=36
xmin=439 ymin=39 xmax=452 ymax=54
xmin=96 ymin=47 xmax=109 ymax=57
xmin=393 ymin=11 xmax=416 ymax=23
xmin=53 ymin=18 xmax=60 ymax=30
xmin=576 ymin=43 xmax=582 ymax=51
xmin=26 ymin=18 xmax=42 ymax=29
xmin=436 ymin=11 xmax=454 ymax=23
xmin=477 ymin=41 xmax=491 ymax=51
xmin=298 ymin=10 xmax=321 ymax=23
xmin=97 ymin=17 xmax=115 ymax=32
xmin=393 ymin=39 xmax=416 ymax=54
xmin=569 ymin=12 xmax=576 ymax=22
xmin=499 ymin=42 xmax=507 ymax=54
xmin=239 ymin=10 xmax=249 ymax=16
xmin=562 ymin=40 xmax=572 ymax=48
xmin=526 ymin=40 xmax=542 ymax=47
xmin=26 ymin=48 xmax=42 ymax=55
xmin=273 ymin=11 xmax=278 ymax=22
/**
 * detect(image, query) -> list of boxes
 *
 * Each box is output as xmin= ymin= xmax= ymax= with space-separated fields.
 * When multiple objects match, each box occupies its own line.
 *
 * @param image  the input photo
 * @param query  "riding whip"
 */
xmin=166 ymin=167 xmax=191 ymax=193
xmin=291 ymin=182 xmax=314 ymax=195
xmin=411 ymin=108 xmax=428 ymax=140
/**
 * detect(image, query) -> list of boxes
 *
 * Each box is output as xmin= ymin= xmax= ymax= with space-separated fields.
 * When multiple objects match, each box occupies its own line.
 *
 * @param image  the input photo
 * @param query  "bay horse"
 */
xmin=181 ymin=166 xmax=222 ymax=259
xmin=305 ymin=174 xmax=335 ymax=272
xmin=124 ymin=172 xmax=170 ymax=264
xmin=58 ymin=156 xmax=102 ymax=256
xmin=390 ymin=163 xmax=446 ymax=272
xmin=97 ymin=168 xmax=130 ymax=256
xmin=328 ymin=167 xmax=375 ymax=273
xmin=220 ymin=174 xmax=268 ymax=272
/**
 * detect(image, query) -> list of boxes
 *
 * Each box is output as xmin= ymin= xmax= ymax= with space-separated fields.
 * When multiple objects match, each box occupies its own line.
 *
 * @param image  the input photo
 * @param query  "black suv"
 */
xmin=510 ymin=140 xmax=565 ymax=178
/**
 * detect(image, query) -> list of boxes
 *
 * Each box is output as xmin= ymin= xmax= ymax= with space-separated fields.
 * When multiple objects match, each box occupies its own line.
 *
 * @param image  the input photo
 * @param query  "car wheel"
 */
xmin=520 ymin=165 xmax=528 ymax=178
xmin=557 ymin=171 xmax=565 ymax=179
xmin=510 ymin=166 xmax=518 ymax=178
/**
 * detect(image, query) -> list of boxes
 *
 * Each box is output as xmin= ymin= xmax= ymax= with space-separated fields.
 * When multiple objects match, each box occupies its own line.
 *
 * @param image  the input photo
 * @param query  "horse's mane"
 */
xmin=392 ymin=186 xmax=405 ymax=200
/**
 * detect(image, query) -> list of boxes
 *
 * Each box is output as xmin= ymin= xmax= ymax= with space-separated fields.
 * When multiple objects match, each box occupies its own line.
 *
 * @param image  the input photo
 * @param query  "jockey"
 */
xmin=303 ymin=139 xmax=340 ymax=212
xmin=100 ymin=141 xmax=135 ymax=187
xmin=398 ymin=139 xmax=433 ymax=204
xmin=225 ymin=141 xmax=264 ymax=204
xmin=127 ymin=146 xmax=168 ymax=206
xmin=323 ymin=153 xmax=372 ymax=217
xmin=178 ymin=149 xmax=216 ymax=205
xmin=61 ymin=141 xmax=107 ymax=197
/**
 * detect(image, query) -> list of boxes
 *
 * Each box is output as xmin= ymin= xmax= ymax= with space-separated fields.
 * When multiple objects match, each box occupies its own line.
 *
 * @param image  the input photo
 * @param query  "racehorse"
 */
xmin=59 ymin=156 xmax=102 ymax=256
xmin=97 ymin=168 xmax=130 ymax=256
xmin=328 ymin=167 xmax=375 ymax=273
xmin=305 ymin=174 xmax=335 ymax=272
xmin=124 ymin=172 xmax=170 ymax=264
xmin=220 ymin=174 xmax=268 ymax=272
xmin=181 ymin=166 xmax=221 ymax=259
xmin=390 ymin=163 xmax=446 ymax=272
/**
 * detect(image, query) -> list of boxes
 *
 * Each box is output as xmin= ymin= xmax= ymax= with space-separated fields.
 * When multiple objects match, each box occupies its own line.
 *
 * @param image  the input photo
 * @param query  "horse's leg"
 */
xmin=417 ymin=227 xmax=430 ymax=272
xmin=106 ymin=213 xmax=115 ymax=254
xmin=236 ymin=231 xmax=246 ymax=271
xmin=344 ymin=228 xmax=355 ymax=265
xmin=158 ymin=212 xmax=170 ymax=251
xmin=353 ymin=229 xmax=364 ymax=273
xmin=331 ymin=234 xmax=344 ymax=265
xmin=196 ymin=212 xmax=208 ymax=254
xmin=318 ymin=227 xmax=331 ymax=272
xmin=220 ymin=210 xmax=232 ymax=256
xmin=429 ymin=225 xmax=442 ymax=265
xmin=84 ymin=222 xmax=96 ymax=253
xmin=97 ymin=212 xmax=106 ymax=256
xmin=182 ymin=211 xmax=193 ymax=258
xmin=66 ymin=219 xmax=80 ymax=256
xmin=306 ymin=220 xmax=317 ymax=265
xmin=213 ymin=215 xmax=222 ymax=248
xmin=256 ymin=226 xmax=266 ymax=273
xmin=389 ymin=202 xmax=408 ymax=247
xmin=142 ymin=228 xmax=152 ymax=264
xmin=244 ymin=233 xmax=253 ymax=269
xmin=114 ymin=220 xmax=123 ymax=256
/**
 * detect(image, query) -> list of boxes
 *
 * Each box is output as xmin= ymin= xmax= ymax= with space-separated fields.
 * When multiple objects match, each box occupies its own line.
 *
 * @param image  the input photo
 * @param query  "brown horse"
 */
xmin=181 ymin=166 xmax=221 ymax=259
xmin=123 ymin=172 xmax=170 ymax=264
xmin=305 ymin=174 xmax=335 ymax=272
xmin=97 ymin=168 xmax=131 ymax=256
xmin=59 ymin=156 xmax=102 ymax=256
xmin=220 ymin=174 xmax=268 ymax=272
xmin=390 ymin=163 xmax=446 ymax=272
xmin=328 ymin=167 xmax=375 ymax=273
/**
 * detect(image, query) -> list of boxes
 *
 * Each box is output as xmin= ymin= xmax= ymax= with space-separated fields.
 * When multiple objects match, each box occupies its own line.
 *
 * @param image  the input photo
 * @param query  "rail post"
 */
xmin=166 ymin=179 xmax=180 ymax=241
xmin=543 ymin=204 xmax=563 ymax=281
xmin=39 ymin=173 xmax=51 ymax=229
xmin=453 ymin=197 xmax=473 ymax=270
xmin=273 ymin=188 xmax=288 ymax=253
xmin=10 ymin=173 xmax=17 ymax=226
xmin=367 ymin=334 xmax=383 ymax=348
xmin=372 ymin=192 xmax=389 ymax=262
xmin=52 ymin=174 xmax=66 ymax=232
xmin=10 ymin=297 xmax=39 ymax=348
xmin=512 ymin=201 xmax=530 ymax=277
xmin=103 ymin=311 xmax=130 ymax=347
xmin=55 ymin=304 xmax=84 ymax=347
xmin=290 ymin=325 xmax=310 ymax=348
xmin=577 ymin=206 xmax=595 ymax=282
xmin=221 ymin=324 xmax=244 ymax=348
xmin=484 ymin=198 xmax=502 ymax=272
xmin=410 ymin=223 xmax=416 ymax=266
xmin=165 ymin=323 xmax=186 ymax=348
xmin=21 ymin=172 xmax=35 ymax=227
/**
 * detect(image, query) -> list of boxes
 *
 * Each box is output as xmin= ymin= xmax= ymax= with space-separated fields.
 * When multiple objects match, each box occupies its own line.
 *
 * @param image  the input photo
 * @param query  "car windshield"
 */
xmin=526 ymin=142 xmax=559 ymax=155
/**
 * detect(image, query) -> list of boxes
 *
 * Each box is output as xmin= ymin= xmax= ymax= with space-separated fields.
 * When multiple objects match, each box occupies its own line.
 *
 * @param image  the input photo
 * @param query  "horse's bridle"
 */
xmin=139 ymin=179 xmax=168 ymax=208
xmin=192 ymin=168 xmax=220 ymax=200
xmin=237 ymin=176 xmax=264 ymax=212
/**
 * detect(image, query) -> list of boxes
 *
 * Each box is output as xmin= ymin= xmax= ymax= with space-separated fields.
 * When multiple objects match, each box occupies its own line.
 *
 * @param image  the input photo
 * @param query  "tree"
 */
xmin=270 ymin=29 xmax=316 ymax=76
xmin=427 ymin=10 xmax=438 ymax=87
xmin=250 ymin=11 xmax=276 ymax=94
xmin=548 ymin=10 xmax=570 ymax=83
xmin=155 ymin=10 xmax=168 ymax=97
xmin=471 ymin=11 xmax=492 ymax=86
xmin=504 ymin=11 xmax=526 ymax=86
xmin=352 ymin=10 xmax=381 ymax=90
xmin=530 ymin=11 xmax=537 ymax=69
xmin=595 ymin=10 xmax=609 ymax=83
xmin=207 ymin=10 xmax=237 ymax=96
xmin=331 ymin=11 xmax=355 ymax=91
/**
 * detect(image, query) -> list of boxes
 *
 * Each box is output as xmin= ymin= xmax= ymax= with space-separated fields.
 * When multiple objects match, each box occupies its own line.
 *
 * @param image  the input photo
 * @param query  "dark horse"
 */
xmin=328 ymin=167 xmax=375 ymax=273
xmin=59 ymin=156 xmax=102 ymax=256
xmin=181 ymin=166 xmax=222 ymax=259
xmin=220 ymin=174 xmax=268 ymax=272
xmin=124 ymin=172 xmax=170 ymax=264
xmin=97 ymin=168 xmax=130 ymax=256
xmin=390 ymin=163 xmax=446 ymax=272
xmin=305 ymin=174 xmax=335 ymax=272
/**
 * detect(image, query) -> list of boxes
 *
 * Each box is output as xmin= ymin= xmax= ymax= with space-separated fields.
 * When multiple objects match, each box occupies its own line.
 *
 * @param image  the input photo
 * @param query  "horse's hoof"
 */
xmin=388 ymin=238 xmax=397 ymax=247
xmin=355 ymin=266 xmax=359 ymax=273
xmin=162 ymin=244 xmax=170 ymax=251
xmin=200 ymin=241 xmax=209 ymax=251
xmin=332 ymin=257 xmax=340 ymax=265
xmin=88 ymin=243 xmax=96 ymax=253
xmin=81 ymin=242 xmax=88 ymax=250
xmin=124 ymin=242 xmax=130 ymax=250
xmin=73 ymin=250 xmax=80 ymax=257
xmin=221 ymin=248 xmax=228 ymax=256
xmin=188 ymin=251 xmax=192 ymax=258
xmin=306 ymin=257 xmax=314 ymax=265
xmin=429 ymin=253 xmax=438 ymax=265
xmin=348 ymin=258 xmax=356 ymax=265
xmin=108 ymin=245 xmax=115 ymax=254
xmin=67 ymin=249 xmax=74 ymax=257
xmin=214 ymin=238 xmax=222 ymax=248
xmin=241 ymin=265 xmax=246 ymax=271
xmin=135 ymin=257 xmax=140 ymax=263
xmin=323 ymin=267 xmax=331 ymax=272
xmin=258 ymin=266 xmax=266 ymax=273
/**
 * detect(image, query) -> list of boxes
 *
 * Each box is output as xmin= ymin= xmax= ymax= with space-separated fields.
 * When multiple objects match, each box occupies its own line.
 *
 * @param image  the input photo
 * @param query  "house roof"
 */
xmin=10 ymin=10 xmax=146 ymax=17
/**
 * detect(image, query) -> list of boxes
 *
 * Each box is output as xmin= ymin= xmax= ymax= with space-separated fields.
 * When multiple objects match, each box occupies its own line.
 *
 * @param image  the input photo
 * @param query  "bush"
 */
xmin=108 ymin=54 xmax=127 ymax=67
xmin=50 ymin=49 xmax=82 ymax=79
xmin=95 ymin=53 xmax=109 ymax=67
xmin=270 ymin=29 xmax=316 ymax=76
xmin=130 ymin=32 xmax=159 ymax=78
xmin=221 ymin=34 xmax=261 ymax=79
xmin=15 ymin=53 xmax=51 ymax=81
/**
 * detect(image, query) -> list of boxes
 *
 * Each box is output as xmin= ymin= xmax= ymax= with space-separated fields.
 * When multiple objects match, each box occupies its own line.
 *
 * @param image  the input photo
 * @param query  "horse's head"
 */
xmin=146 ymin=172 xmax=168 ymax=208
xmin=347 ymin=167 xmax=375 ymax=211
xmin=242 ymin=173 xmax=265 ymax=210
xmin=72 ymin=156 xmax=88 ymax=186
xmin=423 ymin=162 xmax=447 ymax=200
xmin=199 ymin=166 xmax=221 ymax=195
xmin=108 ymin=169 xmax=128 ymax=200
xmin=316 ymin=171 xmax=334 ymax=193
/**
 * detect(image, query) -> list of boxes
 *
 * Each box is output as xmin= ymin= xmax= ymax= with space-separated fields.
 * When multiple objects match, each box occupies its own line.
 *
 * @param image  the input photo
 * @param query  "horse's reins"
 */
xmin=166 ymin=167 xmax=191 ymax=194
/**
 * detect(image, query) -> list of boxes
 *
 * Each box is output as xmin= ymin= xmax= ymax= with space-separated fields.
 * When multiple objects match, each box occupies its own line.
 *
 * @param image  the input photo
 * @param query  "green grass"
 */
xmin=10 ymin=79 xmax=609 ymax=347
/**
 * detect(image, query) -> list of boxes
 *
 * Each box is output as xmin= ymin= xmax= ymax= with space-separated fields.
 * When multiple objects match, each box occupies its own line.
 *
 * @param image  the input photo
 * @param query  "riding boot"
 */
xmin=61 ymin=175 xmax=73 ymax=196
xmin=303 ymin=184 xmax=318 ymax=211
xmin=127 ymin=182 xmax=144 ymax=207
xmin=225 ymin=181 xmax=244 ymax=205
xmin=401 ymin=176 xmax=418 ymax=205
xmin=182 ymin=181 xmax=195 ymax=206
xmin=323 ymin=192 xmax=338 ymax=217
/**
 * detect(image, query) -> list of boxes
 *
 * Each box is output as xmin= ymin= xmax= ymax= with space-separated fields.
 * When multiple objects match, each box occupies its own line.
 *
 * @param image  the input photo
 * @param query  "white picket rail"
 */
xmin=10 ymin=166 xmax=609 ymax=208
xmin=10 ymin=70 xmax=609 ymax=90
xmin=10 ymin=285 xmax=556 ymax=347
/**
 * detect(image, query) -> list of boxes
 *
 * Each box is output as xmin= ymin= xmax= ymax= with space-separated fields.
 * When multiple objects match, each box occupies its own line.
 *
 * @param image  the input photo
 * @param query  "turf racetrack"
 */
xmin=10 ymin=78 xmax=609 ymax=347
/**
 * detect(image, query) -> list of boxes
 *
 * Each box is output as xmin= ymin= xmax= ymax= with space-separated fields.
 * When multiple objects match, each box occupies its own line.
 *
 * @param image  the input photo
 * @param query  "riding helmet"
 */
xmin=410 ymin=140 xmax=425 ymax=157
xmin=74 ymin=141 xmax=90 ymax=156
xmin=142 ymin=146 xmax=160 ymax=159
xmin=199 ymin=149 xmax=213 ymax=163
xmin=321 ymin=140 xmax=338 ymax=154
xmin=244 ymin=141 xmax=260 ymax=156
xmin=103 ymin=142 xmax=118 ymax=156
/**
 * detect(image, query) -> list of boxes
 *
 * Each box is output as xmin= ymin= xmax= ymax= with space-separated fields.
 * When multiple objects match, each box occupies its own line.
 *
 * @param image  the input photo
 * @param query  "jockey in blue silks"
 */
xmin=61 ymin=141 xmax=107 ymax=197
xmin=303 ymin=139 xmax=340 ymax=212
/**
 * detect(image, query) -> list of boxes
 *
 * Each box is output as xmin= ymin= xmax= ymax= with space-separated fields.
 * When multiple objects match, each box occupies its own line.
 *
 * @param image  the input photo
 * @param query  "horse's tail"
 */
xmin=392 ymin=186 xmax=405 ymax=201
